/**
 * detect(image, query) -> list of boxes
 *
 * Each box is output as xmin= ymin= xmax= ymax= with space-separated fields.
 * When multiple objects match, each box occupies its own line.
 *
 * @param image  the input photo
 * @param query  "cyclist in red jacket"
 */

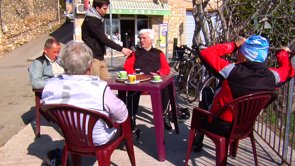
xmin=194 ymin=35 xmax=295 ymax=152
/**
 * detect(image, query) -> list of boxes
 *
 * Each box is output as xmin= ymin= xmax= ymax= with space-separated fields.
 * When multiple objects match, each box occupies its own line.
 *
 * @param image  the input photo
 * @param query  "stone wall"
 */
xmin=0 ymin=0 xmax=65 ymax=56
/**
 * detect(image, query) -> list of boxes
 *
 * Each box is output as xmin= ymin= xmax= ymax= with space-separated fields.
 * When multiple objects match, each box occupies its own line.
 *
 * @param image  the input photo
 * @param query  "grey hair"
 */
xmin=44 ymin=37 xmax=60 ymax=49
xmin=138 ymin=29 xmax=154 ymax=41
xmin=61 ymin=41 xmax=93 ymax=75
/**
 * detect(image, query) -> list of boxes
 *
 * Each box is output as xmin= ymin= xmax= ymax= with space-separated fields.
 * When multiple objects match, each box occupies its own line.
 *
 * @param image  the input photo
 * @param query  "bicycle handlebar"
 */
xmin=177 ymin=44 xmax=208 ymax=51
xmin=178 ymin=45 xmax=192 ymax=51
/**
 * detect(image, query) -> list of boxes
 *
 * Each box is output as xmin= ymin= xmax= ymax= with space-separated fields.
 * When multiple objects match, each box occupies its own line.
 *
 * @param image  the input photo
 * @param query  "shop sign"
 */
xmin=159 ymin=23 xmax=168 ymax=47
xmin=111 ymin=9 xmax=170 ymax=15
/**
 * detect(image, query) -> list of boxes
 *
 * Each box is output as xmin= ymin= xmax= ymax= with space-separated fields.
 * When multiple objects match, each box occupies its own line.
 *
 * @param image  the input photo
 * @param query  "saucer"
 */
xmin=116 ymin=77 xmax=128 ymax=82
xmin=134 ymin=72 xmax=144 ymax=75
xmin=150 ymin=79 xmax=163 ymax=83
xmin=124 ymin=80 xmax=140 ymax=85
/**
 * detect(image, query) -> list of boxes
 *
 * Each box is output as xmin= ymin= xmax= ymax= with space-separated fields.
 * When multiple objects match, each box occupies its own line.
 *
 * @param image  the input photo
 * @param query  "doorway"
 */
xmin=120 ymin=20 xmax=135 ymax=48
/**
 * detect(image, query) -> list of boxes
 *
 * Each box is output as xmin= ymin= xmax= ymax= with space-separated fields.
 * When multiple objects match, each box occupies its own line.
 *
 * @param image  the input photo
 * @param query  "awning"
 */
xmin=108 ymin=0 xmax=170 ymax=16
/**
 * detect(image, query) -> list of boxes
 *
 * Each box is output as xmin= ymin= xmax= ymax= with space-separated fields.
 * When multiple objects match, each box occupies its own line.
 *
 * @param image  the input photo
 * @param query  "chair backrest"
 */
xmin=41 ymin=104 xmax=115 ymax=152
xmin=217 ymin=91 xmax=277 ymax=140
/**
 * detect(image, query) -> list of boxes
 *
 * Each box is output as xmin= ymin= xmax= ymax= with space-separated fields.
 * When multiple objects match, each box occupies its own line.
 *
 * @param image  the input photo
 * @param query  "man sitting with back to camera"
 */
xmin=124 ymin=29 xmax=190 ymax=131
xmin=29 ymin=37 xmax=64 ymax=89
xmin=193 ymin=35 xmax=295 ymax=152
xmin=42 ymin=41 xmax=128 ymax=146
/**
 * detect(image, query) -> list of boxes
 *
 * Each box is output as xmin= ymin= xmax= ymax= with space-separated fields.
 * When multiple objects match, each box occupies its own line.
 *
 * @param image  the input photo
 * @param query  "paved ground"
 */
xmin=0 ymin=93 xmax=282 ymax=166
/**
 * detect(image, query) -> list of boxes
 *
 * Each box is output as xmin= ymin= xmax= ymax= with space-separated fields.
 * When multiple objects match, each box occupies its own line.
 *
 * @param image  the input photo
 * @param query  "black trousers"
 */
xmin=127 ymin=88 xmax=170 ymax=124
xmin=195 ymin=87 xmax=232 ymax=146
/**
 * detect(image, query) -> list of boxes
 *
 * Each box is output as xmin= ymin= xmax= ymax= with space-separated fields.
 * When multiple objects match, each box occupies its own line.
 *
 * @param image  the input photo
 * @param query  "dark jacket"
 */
xmin=81 ymin=7 xmax=123 ymax=60
xmin=124 ymin=47 xmax=170 ymax=75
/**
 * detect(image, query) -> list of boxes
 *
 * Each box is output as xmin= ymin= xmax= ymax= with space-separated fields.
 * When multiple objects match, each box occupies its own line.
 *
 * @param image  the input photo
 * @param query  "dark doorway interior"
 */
xmin=120 ymin=20 xmax=135 ymax=48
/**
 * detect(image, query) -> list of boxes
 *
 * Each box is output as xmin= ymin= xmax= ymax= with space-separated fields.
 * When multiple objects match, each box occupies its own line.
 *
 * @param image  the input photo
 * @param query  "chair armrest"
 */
xmin=32 ymin=88 xmax=43 ymax=93
xmin=193 ymin=107 xmax=214 ymax=118
xmin=112 ymin=122 xmax=120 ymax=128
xmin=40 ymin=106 xmax=56 ymax=122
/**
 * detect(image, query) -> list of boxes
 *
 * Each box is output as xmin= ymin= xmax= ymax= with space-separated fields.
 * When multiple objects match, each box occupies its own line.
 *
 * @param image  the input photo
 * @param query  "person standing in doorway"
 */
xmin=82 ymin=0 xmax=132 ymax=80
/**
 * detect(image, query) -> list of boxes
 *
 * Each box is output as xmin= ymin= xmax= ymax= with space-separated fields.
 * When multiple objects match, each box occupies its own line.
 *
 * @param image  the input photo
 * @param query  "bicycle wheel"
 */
xmin=169 ymin=61 xmax=177 ymax=69
xmin=185 ymin=63 xmax=203 ymax=103
xmin=178 ymin=60 xmax=193 ymax=93
xmin=199 ymin=76 xmax=219 ymax=102
xmin=173 ymin=60 xmax=180 ymax=71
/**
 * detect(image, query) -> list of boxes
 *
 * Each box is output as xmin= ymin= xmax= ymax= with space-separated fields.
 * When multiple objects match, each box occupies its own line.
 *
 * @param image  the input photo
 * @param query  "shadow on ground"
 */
xmin=21 ymin=107 xmax=37 ymax=125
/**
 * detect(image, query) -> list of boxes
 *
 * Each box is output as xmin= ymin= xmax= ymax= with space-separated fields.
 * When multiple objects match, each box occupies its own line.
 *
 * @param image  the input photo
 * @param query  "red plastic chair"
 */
xmin=185 ymin=91 xmax=277 ymax=166
xmin=32 ymin=88 xmax=43 ymax=137
xmin=41 ymin=104 xmax=136 ymax=166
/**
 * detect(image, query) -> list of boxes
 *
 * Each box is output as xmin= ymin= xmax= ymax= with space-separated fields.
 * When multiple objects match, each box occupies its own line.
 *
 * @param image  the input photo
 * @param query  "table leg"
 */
xmin=168 ymin=81 xmax=179 ymax=134
xmin=150 ymin=90 xmax=166 ymax=161
xmin=118 ymin=90 xmax=127 ymax=103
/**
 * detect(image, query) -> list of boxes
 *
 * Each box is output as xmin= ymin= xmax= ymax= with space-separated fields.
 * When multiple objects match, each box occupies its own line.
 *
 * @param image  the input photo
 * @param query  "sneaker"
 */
xmin=44 ymin=148 xmax=62 ymax=166
xmin=134 ymin=128 xmax=142 ymax=141
xmin=131 ymin=118 xmax=136 ymax=132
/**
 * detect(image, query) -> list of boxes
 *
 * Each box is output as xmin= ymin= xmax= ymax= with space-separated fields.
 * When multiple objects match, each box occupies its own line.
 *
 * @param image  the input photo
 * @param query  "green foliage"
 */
xmin=266 ymin=108 xmax=277 ymax=124
xmin=193 ymin=0 xmax=295 ymax=48
xmin=223 ymin=0 xmax=295 ymax=48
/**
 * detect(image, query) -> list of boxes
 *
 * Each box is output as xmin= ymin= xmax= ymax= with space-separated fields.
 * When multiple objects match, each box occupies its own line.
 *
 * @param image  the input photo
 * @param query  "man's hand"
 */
xmin=235 ymin=36 xmax=246 ymax=48
xmin=280 ymin=46 xmax=291 ymax=52
xmin=121 ymin=48 xmax=133 ymax=57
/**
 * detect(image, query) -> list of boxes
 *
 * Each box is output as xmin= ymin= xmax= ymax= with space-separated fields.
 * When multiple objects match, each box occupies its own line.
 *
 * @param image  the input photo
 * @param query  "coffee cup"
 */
xmin=118 ymin=71 xmax=127 ymax=79
xmin=128 ymin=74 xmax=136 ymax=84
xmin=135 ymin=68 xmax=141 ymax=74
xmin=153 ymin=75 xmax=162 ymax=82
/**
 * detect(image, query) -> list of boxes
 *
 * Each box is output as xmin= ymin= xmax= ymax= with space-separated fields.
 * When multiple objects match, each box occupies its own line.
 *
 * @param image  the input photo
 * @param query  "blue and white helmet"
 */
xmin=239 ymin=35 xmax=269 ymax=63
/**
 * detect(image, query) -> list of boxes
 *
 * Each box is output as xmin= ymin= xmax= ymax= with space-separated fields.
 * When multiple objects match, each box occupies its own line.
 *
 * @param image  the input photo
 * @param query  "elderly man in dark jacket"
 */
xmin=81 ymin=0 xmax=132 ymax=80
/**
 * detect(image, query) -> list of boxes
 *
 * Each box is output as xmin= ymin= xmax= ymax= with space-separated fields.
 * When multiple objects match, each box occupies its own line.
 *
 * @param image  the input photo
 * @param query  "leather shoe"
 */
xmin=131 ymin=118 xmax=137 ymax=132
xmin=178 ymin=108 xmax=190 ymax=121
xmin=164 ymin=120 xmax=172 ymax=130
xmin=193 ymin=133 xmax=204 ymax=153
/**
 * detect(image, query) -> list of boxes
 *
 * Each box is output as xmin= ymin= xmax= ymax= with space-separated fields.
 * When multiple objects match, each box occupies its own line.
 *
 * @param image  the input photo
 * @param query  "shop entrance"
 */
xmin=120 ymin=20 xmax=135 ymax=48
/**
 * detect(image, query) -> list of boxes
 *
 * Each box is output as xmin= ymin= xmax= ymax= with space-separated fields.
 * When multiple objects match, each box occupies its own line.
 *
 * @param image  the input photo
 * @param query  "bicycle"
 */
xmin=184 ymin=45 xmax=236 ymax=103
xmin=170 ymin=45 xmax=195 ymax=92
xmin=185 ymin=62 xmax=220 ymax=103
xmin=169 ymin=45 xmax=192 ymax=72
